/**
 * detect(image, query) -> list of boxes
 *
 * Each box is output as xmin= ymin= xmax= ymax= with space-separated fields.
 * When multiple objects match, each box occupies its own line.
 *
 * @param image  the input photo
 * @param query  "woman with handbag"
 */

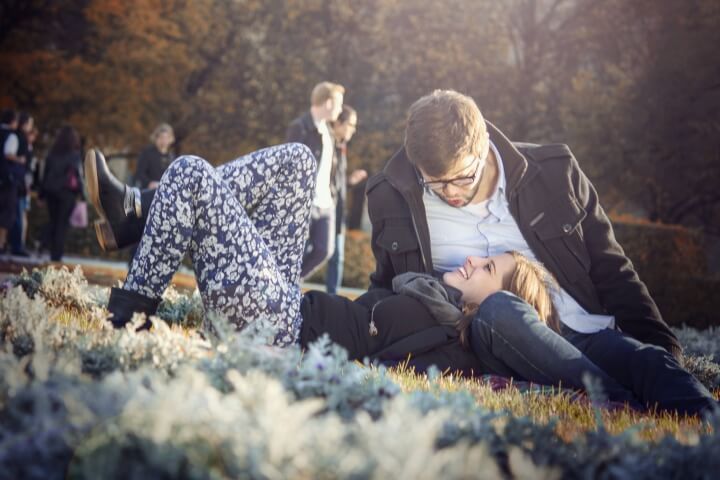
xmin=40 ymin=125 xmax=84 ymax=261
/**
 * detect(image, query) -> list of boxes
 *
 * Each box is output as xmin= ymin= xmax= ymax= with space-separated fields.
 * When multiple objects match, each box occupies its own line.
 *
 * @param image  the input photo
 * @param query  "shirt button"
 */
xmin=562 ymin=224 xmax=572 ymax=233
xmin=391 ymin=241 xmax=399 ymax=251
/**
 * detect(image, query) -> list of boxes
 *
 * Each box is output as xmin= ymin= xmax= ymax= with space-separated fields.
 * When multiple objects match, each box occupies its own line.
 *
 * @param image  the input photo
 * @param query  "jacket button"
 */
xmin=562 ymin=224 xmax=572 ymax=233
xmin=391 ymin=241 xmax=399 ymax=251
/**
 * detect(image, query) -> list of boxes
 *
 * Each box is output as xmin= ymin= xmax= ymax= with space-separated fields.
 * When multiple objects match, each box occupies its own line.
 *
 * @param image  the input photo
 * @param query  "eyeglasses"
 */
xmin=420 ymin=147 xmax=488 ymax=193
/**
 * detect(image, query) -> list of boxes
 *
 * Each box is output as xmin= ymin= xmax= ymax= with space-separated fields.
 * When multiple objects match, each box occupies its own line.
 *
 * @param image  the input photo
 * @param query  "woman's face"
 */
xmin=442 ymin=253 xmax=516 ymax=305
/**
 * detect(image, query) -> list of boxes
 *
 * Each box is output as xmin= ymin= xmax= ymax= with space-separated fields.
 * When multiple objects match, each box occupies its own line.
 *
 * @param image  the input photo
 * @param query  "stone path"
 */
xmin=0 ymin=253 xmax=365 ymax=299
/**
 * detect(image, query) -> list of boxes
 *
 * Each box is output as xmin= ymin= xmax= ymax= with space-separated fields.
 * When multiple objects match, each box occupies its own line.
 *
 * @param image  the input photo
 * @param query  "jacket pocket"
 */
xmin=532 ymin=195 xmax=591 ymax=282
xmin=377 ymin=223 xmax=422 ymax=274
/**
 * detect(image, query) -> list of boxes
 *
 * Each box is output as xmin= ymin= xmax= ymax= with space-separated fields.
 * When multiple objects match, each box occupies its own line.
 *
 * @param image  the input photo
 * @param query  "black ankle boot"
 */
xmin=85 ymin=149 xmax=146 ymax=250
xmin=107 ymin=287 xmax=161 ymax=330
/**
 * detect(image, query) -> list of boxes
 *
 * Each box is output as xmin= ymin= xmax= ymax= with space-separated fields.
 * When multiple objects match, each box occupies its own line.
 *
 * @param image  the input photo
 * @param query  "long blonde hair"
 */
xmin=458 ymin=251 xmax=560 ymax=347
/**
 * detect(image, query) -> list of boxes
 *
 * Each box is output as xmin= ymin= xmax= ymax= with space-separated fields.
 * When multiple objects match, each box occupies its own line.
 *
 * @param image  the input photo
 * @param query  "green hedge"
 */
xmin=612 ymin=220 xmax=719 ymax=329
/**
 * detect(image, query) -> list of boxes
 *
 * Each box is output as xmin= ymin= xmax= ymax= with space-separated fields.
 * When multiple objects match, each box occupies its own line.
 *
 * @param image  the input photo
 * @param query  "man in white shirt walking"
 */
xmin=286 ymin=81 xmax=345 ymax=279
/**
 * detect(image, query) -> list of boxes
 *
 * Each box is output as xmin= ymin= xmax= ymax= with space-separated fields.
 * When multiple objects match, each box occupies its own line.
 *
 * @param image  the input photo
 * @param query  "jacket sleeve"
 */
xmin=571 ymin=156 xmax=682 ymax=358
xmin=135 ymin=148 xmax=151 ymax=188
xmin=286 ymin=120 xmax=304 ymax=144
xmin=366 ymin=179 xmax=396 ymax=291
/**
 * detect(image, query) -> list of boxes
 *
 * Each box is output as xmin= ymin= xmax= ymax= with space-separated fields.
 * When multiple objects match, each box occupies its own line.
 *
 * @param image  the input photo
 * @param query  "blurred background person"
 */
xmin=128 ymin=123 xmax=175 ymax=264
xmin=0 ymin=109 xmax=20 ymax=255
xmin=286 ymin=81 xmax=345 ymax=280
xmin=40 ymin=125 xmax=84 ymax=262
xmin=134 ymin=123 xmax=175 ymax=190
xmin=326 ymin=105 xmax=367 ymax=294
xmin=9 ymin=112 xmax=34 ymax=256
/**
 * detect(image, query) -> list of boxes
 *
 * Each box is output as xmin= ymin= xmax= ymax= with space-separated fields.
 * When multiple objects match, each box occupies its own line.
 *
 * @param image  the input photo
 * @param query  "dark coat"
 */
xmin=41 ymin=151 xmax=83 ymax=197
xmin=299 ymin=290 xmax=482 ymax=376
xmin=286 ymin=112 xmax=341 ymax=208
xmin=135 ymin=145 xmax=173 ymax=188
xmin=365 ymin=121 xmax=682 ymax=358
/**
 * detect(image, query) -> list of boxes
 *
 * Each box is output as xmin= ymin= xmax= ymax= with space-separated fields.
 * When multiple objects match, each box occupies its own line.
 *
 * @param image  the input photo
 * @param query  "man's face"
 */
xmin=22 ymin=118 xmax=34 ymax=134
xmin=334 ymin=113 xmax=357 ymax=142
xmin=417 ymin=133 xmax=490 ymax=208
xmin=327 ymin=92 xmax=344 ymax=122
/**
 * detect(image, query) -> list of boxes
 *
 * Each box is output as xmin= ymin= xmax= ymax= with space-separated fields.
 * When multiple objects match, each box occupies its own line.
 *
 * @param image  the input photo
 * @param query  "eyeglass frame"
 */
xmin=418 ymin=143 xmax=490 ymax=194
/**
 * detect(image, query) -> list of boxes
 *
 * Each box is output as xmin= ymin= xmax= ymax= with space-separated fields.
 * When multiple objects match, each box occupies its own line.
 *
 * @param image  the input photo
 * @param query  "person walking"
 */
xmin=325 ymin=105 xmax=367 ymax=293
xmin=40 ymin=125 xmax=84 ymax=261
xmin=286 ymin=81 xmax=345 ymax=279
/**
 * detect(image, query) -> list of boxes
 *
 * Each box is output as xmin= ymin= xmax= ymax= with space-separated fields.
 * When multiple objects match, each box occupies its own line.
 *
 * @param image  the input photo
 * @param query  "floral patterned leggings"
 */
xmin=123 ymin=143 xmax=317 ymax=346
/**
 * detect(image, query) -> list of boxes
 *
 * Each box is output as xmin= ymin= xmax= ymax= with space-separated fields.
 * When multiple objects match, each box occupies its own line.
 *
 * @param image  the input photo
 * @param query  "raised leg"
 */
xmin=124 ymin=144 xmax=316 ymax=345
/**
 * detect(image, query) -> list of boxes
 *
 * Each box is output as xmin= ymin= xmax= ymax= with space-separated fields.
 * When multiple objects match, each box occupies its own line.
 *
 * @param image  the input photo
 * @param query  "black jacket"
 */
xmin=135 ymin=145 xmax=173 ymax=188
xmin=286 ymin=112 xmax=340 ymax=206
xmin=366 ymin=121 xmax=681 ymax=358
xmin=41 ymin=151 xmax=83 ymax=196
xmin=300 ymin=290 xmax=482 ymax=376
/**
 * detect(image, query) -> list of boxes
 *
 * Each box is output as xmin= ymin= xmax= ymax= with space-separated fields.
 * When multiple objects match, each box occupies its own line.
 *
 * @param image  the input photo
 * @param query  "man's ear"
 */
xmin=325 ymin=98 xmax=334 ymax=111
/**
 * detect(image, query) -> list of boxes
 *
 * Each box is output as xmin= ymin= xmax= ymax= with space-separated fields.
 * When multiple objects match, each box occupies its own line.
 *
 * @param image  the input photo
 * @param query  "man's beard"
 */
xmin=437 ymin=181 xmax=482 ymax=208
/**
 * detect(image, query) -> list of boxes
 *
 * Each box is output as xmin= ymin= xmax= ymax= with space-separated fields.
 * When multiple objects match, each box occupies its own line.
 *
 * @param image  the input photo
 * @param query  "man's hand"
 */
xmin=148 ymin=181 xmax=160 ymax=189
xmin=348 ymin=169 xmax=368 ymax=186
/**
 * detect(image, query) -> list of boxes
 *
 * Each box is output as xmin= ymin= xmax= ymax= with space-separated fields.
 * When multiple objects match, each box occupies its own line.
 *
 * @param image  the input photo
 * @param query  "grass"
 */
xmin=50 ymin=300 xmax=718 ymax=444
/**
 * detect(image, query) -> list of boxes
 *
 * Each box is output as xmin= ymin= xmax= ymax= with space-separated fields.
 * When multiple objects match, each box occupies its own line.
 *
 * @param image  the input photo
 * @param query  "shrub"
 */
xmin=1 ymin=267 xmax=720 ymax=479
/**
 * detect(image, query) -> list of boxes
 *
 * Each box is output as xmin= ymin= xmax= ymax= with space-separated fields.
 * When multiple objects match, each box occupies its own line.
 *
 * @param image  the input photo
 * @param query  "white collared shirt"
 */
xmin=312 ymin=118 xmax=335 ymax=209
xmin=423 ymin=142 xmax=615 ymax=333
xmin=1 ymin=124 xmax=18 ymax=157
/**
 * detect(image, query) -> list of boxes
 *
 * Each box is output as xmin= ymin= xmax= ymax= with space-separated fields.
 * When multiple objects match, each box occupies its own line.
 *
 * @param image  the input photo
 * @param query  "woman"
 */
xmin=134 ymin=123 xmax=175 ymax=190
xmin=41 ymin=125 xmax=84 ymax=261
xmin=86 ymin=144 xmax=715 ymax=415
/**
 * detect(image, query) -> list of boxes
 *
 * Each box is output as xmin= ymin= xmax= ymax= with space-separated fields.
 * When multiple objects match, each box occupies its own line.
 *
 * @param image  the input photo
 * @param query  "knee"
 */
xmin=476 ymin=291 xmax=534 ymax=325
xmin=166 ymin=155 xmax=213 ymax=183
xmin=633 ymin=343 xmax=677 ymax=370
xmin=286 ymin=142 xmax=317 ymax=178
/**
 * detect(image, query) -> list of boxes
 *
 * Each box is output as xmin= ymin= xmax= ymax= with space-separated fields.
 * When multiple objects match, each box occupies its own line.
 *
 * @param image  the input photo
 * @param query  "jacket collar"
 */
xmin=300 ymin=111 xmax=320 ymax=136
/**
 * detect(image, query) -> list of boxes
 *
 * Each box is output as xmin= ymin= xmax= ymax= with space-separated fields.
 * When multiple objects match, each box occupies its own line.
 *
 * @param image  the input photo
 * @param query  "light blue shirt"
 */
xmin=423 ymin=142 xmax=614 ymax=333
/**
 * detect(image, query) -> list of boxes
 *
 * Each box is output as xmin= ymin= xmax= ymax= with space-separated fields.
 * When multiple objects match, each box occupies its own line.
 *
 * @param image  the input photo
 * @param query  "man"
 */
xmin=0 ymin=109 xmax=22 ymax=254
xmin=286 ymin=81 xmax=345 ymax=279
xmin=9 ymin=112 xmax=34 ymax=256
xmin=326 ymin=105 xmax=367 ymax=294
xmin=366 ymin=90 xmax=713 ymax=413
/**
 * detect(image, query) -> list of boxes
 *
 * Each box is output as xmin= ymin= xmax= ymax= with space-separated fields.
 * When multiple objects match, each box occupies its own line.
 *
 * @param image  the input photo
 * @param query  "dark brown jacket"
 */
xmin=366 ymin=121 xmax=682 ymax=358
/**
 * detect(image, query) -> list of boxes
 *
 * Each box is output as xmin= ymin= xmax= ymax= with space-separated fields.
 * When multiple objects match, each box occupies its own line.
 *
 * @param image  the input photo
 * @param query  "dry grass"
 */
xmin=52 ymin=304 xmax=717 ymax=445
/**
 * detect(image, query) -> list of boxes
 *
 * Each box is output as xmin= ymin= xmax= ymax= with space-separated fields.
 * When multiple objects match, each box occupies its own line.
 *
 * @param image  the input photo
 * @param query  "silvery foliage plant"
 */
xmin=1 ymin=267 xmax=719 ymax=479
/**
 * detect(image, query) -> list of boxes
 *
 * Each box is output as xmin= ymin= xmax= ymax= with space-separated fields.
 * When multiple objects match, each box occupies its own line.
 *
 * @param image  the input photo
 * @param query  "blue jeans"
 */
xmin=9 ymin=195 xmax=28 ymax=253
xmin=562 ymin=325 xmax=717 ymax=416
xmin=470 ymin=292 xmax=642 ymax=408
xmin=325 ymin=230 xmax=345 ymax=294
xmin=300 ymin=206 xmax=335 ymax=279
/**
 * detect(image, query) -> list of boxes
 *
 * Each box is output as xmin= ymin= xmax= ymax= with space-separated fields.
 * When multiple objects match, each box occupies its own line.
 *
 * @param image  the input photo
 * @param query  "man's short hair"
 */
xmin=0 ymin=108 xmax=17 ymax=125
xmin=311 ymin=82 xmax=345 ymax=107
xmin=404 ymin=90 xmax=486 ymax=177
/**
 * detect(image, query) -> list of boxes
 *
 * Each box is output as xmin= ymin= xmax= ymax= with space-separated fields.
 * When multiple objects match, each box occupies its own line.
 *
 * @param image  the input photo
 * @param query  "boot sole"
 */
xmin=84 ymin=150 xmax=118 ymax=251
xmin=95 ymin=220 xmax=118 ymax=251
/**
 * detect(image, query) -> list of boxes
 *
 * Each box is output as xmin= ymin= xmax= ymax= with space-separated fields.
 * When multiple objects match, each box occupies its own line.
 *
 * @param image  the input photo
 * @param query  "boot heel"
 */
xmin=95 ymin=220 xmax=118 ymax=251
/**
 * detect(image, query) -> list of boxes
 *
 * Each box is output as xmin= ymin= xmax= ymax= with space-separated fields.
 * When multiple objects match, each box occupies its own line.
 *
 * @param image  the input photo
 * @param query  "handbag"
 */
xmin=65 ymin=166 xmax=80 ymax=192
xmin=69 ymin=201 xmax=88 ymax=228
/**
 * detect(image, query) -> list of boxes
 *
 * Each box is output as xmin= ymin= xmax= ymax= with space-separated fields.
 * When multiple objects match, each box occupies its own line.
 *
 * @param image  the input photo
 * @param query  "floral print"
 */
xmin=124 ymin=143 xmax=317 ymax=346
